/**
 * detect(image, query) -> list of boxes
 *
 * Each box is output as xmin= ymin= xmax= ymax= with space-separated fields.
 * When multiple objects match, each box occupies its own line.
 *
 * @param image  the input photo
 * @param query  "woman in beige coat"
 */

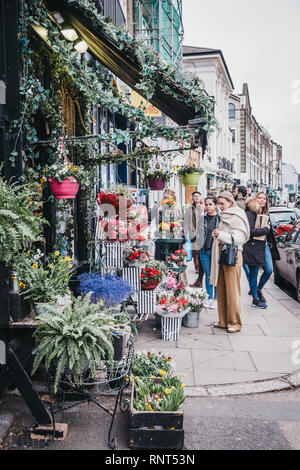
xmin=210 ymin=192 xmax=250 ymax=333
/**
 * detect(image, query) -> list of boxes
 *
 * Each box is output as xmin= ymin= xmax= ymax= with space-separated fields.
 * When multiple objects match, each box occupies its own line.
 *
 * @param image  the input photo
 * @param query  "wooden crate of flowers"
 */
xmin=129 ymin=351 xmax=184 ymax=449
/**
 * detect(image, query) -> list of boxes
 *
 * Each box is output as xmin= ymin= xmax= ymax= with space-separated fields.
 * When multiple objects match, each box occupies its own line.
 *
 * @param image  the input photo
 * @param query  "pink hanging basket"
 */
xmin=49 ymin=177 xmax=79 ymax=199
xmin=148 ymin=177 xmax=166 ymax=191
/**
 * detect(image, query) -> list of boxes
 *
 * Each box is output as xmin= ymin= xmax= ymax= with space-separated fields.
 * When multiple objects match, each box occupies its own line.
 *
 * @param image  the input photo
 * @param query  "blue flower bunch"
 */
xmin=78 ymin=272 xmax=134 ymax=306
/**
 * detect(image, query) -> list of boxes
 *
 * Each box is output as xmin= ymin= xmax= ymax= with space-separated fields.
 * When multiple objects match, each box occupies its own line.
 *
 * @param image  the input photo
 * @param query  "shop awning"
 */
xmin=44 ymin=0 xmax=205 ymax=126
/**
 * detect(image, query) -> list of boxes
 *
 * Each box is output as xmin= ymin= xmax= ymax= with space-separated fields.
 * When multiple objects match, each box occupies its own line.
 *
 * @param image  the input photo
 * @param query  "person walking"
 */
xmin=234 ymin=185 xmax=248 ymax=210
xmin=185 ymin=191 xmax=205 ymax=288
xmin=243 ymin=192 xmax=280 ymax=308
xmin=198 ymin=195 xmax=220 ymax=309
xmin=210 ymin=191 xmax=250 ymax=333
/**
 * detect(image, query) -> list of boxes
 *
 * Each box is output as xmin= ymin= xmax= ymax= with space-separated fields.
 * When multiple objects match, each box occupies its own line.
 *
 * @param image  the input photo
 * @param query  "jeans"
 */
xmin=247 ymin=244 xmax=274 ymax=299
xmin=200 ymin=249 xmax=217 ymax=300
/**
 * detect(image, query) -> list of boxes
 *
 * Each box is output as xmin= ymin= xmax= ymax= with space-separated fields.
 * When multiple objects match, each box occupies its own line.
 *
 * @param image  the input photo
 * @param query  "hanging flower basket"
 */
xmin=49 ymin=177 xmax=79 ymax=199
xmin=148 ymin=177 xmax=166 ymax=191
xmin=181 ymin=173 xmax=201 ymax=187
xmin=141 ymin=280 xmax=160 ymax=291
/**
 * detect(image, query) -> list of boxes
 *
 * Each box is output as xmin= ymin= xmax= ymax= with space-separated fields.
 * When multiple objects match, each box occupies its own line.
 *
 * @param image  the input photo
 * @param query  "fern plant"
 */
xmin=0 ymin=173 xmax=45 ymax=266
xmin=31 ymin=294 xmax=115 ymax=392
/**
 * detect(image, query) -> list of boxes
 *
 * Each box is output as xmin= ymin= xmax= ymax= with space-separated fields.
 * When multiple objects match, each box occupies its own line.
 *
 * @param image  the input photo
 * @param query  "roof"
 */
xmin=183 ymin=45 xmax=234 ymax=90
xmin=43 ymin=1 xmax=208 ymax=125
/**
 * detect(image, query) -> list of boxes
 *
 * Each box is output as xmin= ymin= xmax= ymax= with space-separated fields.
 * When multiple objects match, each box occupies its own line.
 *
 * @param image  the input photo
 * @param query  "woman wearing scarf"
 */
xmin=210 ymin=192 xmax=250 ymax=333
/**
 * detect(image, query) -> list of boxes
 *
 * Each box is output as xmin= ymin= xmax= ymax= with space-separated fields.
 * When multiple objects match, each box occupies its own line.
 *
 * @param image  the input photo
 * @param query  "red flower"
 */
xmin=141 ymin=273 xmax=146 ymax=279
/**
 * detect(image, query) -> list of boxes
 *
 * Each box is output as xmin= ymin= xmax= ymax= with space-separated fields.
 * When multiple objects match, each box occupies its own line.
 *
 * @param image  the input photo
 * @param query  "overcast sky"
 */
xmin=182 ymin=0 xmax=300 ymax=171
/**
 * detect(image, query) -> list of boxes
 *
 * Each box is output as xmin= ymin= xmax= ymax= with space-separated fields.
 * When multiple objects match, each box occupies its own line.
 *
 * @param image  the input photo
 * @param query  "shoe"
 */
xmin=227 ymin=327 xmax=239 ymax=333
xmin=204 ymin=300 xmax=211 ymax=308
xmin=252 ymin=298 xmax=267 ymax=309
xmin=189 ymin=280 xmax=203 ymax=288
xmin=248 ymin=290 xmax=252 ymax=296
xmin=257 ymin=290 xmax=266 ymax=304
xmin=213 ymin=322 xmax=227 ymax=329
xmin=208 ymin=300 xmax=218 ymax=310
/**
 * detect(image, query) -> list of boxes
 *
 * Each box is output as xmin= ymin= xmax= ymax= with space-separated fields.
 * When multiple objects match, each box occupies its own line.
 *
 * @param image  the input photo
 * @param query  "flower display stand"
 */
xmin=137 ymin=290 xmax=156 ymax=315
xmin=128 ymin=378 xmax=184 ymax=450
xmin=156 ymin=311 xmax=188 ymax=341
xmin=122 ymin=267 xmax=142 ymax=293
xmin=99 ymin=242 xmax=131 ymax=269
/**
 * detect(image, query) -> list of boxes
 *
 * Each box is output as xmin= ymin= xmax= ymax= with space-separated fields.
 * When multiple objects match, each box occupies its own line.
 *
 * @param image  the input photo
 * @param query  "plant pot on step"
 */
xmin=148 ymin=177 xmax=166 ymax=191
xmin=49 ymin=177 xmax=79 ymax=199
xmin=181 ymin=173 xmax=201 ymax=187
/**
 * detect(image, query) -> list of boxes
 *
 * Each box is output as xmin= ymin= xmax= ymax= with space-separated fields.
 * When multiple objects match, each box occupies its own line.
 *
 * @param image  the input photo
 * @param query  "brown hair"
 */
xmin=255 ymin=192 xmax=269 ymax=215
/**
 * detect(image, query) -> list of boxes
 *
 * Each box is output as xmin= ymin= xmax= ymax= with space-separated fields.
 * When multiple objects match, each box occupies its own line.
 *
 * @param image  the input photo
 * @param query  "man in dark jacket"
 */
xmin=234 ymin=186 xmax=248 ymax=211
xmin=185 ymin=191 xmax=204 ymax=287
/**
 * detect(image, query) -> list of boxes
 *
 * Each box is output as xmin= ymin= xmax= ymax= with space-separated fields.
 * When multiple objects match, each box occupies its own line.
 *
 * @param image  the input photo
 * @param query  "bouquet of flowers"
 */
xmin=78 ymin=272 xmax=133 ymax=306
xmin=160 ymin=196 xmax=176 ymax=208
xmin=100 ymin=218 xmax=130 ymax=241
xmin=168 ymin=249 xmax=187 ymax=266
xmin=160 ymin=272 xmax=185 ymax=296
xmin=131 ymin=350 xmax=175 ymax=378
xmin=97 ymin=184 xmax=134 ymax=212
xmin=141 ymin=266 xmax=163 ymax=290
xmin=185 ymin=287 xmax=208 ymax=312
xmin=133 ymin=376 xmax=185 ymax=412
xmin=123 ymin=246 xmax=150 ymax=266
xmin=157 ymin=291 xmax=189 ymax=316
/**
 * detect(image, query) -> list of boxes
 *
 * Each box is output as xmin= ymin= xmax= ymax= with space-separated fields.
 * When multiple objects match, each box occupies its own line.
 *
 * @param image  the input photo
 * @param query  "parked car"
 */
xmin=269 ymin=207 xmax=299 ymax=238
xmin=274 ymin=222 xmax=300 ymax=301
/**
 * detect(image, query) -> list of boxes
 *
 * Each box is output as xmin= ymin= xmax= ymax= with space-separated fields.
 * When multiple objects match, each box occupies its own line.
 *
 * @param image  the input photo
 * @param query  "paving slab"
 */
xmin=259 ymin=324 xmax=300 ymax=338
xmin=213 ymin=324 xmax=265 ymax=336
xmin=250 ymin=351 xmax=298 ymax=374
xmin=193 ymin=369 xmax=284 ymax=386
xmin=229 ymin=336 xmax=290 ymax=353
xmin=177 ymin=334 xmax=233 ymax=350
xmin=192 ymin=350 xmax=256 ymax=372
xmin=282 ymin=337 xmax=300 ymax=353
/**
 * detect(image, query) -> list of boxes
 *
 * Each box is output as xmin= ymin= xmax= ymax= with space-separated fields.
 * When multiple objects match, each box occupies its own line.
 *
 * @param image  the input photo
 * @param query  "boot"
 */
xmin=189 ymin=280 xmax=203 ymax=288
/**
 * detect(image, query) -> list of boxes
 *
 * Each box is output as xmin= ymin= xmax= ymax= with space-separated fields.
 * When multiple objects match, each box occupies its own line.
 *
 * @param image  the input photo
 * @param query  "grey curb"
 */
xmin=185 ymin=370 xmax=300 ymax=397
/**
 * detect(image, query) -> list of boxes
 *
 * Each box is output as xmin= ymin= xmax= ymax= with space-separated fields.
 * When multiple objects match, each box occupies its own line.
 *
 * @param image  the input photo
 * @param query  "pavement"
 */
xmin=134 ymin=261 xmax=300 ymax=396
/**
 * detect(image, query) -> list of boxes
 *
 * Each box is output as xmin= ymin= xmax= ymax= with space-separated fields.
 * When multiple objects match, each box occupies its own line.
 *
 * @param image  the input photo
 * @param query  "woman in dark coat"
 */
xmin=243 ymin=192 xmax=280 ymax=309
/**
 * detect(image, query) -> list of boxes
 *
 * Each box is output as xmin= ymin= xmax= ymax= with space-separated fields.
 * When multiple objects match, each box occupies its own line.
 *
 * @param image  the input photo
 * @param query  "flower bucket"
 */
xmin=49 ymin=177 xmax=79 ymax=199
xmin=148 ymin=177 xmax=166 ymax=191
xmin=182 ymin=310 xmax=201 ymax=328
xmin=141 ymin=280 xmax=160 ymax=291
xmin=181 ymin=173 xmax=201 ymax=187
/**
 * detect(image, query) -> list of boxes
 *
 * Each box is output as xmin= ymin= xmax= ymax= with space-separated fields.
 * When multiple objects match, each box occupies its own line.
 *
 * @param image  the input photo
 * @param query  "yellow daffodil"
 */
xmin=73 ymin=166 xmax=78 ymax=172
xmin=19 ymin=282 xmax=26 ymax=289
xmin=159 ymin=370 xmax=167 ymax=376
xmin=27 ymin=250 xmax=30 ymax=255
xmin=147 ymin=404 xmax=153 ymax=411
xmin=64 ymin=256 xmax=71 ymax=262
xmin=31 ymin=263 xmax=38 ymax=269
xmin=11 ymin=275 xmax=16 ymax=280
xmin=181 ymin=384 xmax=185 ymax=389
xmin=54 ymin=251 xmax=60 ymax=256
xmin=43 ymin=169 xmax=48 ymax=173
xmin=40 ymin=177 xmax=46 ymax=184
xmin=68 ymin=264 xmax=73 ymax=269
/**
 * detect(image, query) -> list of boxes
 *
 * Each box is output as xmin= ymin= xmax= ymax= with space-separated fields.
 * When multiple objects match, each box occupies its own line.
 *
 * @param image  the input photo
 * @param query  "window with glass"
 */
xmin=229 ymin=103 xmax=236 ymax=119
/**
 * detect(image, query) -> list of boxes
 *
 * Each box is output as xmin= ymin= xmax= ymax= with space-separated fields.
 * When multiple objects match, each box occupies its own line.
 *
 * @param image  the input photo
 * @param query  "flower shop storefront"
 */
xmin=0 ymin=0 xmax=215 ymax=449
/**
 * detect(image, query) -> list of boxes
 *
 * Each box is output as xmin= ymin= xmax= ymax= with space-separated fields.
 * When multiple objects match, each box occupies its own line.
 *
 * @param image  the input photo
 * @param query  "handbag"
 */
xmin=219 ymin=236 xmax=238 ymax=266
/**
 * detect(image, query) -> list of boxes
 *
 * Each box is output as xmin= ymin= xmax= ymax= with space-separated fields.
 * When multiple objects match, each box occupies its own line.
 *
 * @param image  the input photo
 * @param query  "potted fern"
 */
xmin=31 ymin=294 xmax=115 ymax=393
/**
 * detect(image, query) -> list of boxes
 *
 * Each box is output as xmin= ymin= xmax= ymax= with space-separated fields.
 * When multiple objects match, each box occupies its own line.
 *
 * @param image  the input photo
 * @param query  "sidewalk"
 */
xmin=135 ymin=261 xmax=300 ymax=395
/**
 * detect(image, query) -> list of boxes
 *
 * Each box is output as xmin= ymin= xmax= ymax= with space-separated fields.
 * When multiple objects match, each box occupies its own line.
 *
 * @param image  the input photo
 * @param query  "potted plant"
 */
xmin=140 ymin=266 xmax=163 ymax=291
xmin=182 ymin=287 xmax=208 ymax=328
xmin=14 ymin=250 xmax=73 ymax=314
xmin=97 ymin=184 xmax=134 ymax=215
xmin=46 ymin=162 xmax=86 ymax=199
xmin=129 ymin=375 xmax=185 ymax=449
xmin=131 ymin=351 xmax=175 ymax=378
xmin=78 ymin=272 xmax=134 ymax=307
xmin=156 ymin=292 xmax=190 ymax=341
xmin=31 ymin=294 xmax=115 ymax=393
xmin=123 ymin=246 xmax=150 ymax=268
xmin=146 ymin=170 xmax=171 ymax=191
xmin=176 ymin=165 xmax=204 ymax=187
xmin=168 ymin=250 xmax=187 ymax=267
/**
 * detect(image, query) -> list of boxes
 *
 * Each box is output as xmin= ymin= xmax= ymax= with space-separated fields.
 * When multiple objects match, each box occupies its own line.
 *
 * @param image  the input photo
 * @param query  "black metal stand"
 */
xmin=51 ymin=340 xmax=134 ymax=449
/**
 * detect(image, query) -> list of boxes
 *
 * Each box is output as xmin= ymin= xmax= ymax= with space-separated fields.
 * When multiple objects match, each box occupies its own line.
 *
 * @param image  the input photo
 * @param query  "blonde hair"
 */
xmin=163 ymin=188 xmax=177 ymax=203
xmin=255 ymin=192 xmax=269 ymax=215
xmin=217 ymin=191 xmax=237 ymax=207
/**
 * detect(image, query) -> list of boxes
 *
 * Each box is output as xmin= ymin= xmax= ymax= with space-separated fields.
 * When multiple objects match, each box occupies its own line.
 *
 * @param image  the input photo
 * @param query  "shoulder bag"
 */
xmin=219 ymin=235 xmax=238 ymax=266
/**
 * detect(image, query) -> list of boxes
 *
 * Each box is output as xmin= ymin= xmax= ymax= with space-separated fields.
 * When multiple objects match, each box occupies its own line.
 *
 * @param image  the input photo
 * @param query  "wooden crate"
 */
xmin=128 ymin=379 xmax=184 ymax=450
